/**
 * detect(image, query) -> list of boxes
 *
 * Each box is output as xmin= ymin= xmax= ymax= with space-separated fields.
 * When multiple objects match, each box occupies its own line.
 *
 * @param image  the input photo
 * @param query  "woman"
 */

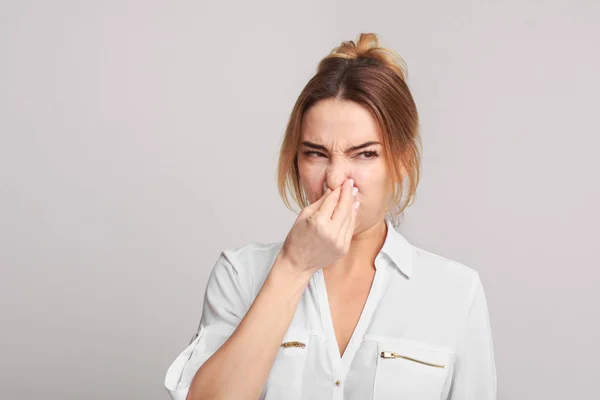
xmin=164 ymin=33 xmax=497 ymax=400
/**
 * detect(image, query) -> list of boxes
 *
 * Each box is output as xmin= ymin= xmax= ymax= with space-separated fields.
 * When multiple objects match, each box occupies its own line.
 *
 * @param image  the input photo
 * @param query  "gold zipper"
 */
xmin=380 ymin=351 xmax=446 ymax=368
xmin=281 ymin=341 xmax=306 ymax=349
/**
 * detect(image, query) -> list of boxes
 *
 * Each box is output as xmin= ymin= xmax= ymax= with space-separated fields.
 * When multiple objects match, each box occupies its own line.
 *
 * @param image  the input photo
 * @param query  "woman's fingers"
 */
xmin=343 ymin=198 xmax=358 ymax=244
xmin=314 ymin=184 xmax=343 ymax=220
xmin=332 ymin=179 xmax=355 ymax=227
xmin=304 ymin=187 xmax=332 ymax=214
xmin=340 ymin=189 xmax=358 ymax=241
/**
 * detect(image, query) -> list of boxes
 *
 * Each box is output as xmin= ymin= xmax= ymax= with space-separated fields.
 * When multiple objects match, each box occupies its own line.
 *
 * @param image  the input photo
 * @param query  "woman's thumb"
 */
xmin=305 ymin=188 xmax=331 ymax=213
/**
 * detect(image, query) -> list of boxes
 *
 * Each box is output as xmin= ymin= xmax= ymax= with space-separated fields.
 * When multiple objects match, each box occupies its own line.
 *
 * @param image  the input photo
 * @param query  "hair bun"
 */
xmin=327 ymin=33 xmax=409 ymax=81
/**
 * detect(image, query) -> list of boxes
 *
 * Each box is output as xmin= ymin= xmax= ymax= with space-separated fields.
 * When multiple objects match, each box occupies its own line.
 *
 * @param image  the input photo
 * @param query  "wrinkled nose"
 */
xmin=323 ymin=158 xmax=353 ymax=192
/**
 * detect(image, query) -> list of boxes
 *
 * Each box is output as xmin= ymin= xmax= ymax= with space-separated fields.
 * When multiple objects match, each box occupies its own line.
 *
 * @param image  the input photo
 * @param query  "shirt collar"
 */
xmin=378 ymin=217 xmax=413 ymax=279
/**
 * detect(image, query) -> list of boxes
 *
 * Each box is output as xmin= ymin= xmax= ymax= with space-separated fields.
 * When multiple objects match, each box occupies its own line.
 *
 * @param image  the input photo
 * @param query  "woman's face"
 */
xmin=297 ymin=98 xmax=393 ymax=229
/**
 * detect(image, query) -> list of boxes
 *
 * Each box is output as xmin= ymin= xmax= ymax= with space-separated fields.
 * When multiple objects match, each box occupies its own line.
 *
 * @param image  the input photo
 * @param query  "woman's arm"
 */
xmin=186 ymin=252 xmax=312 ymax=400
xmin=167 ymin=180 xmax=357 ymax=400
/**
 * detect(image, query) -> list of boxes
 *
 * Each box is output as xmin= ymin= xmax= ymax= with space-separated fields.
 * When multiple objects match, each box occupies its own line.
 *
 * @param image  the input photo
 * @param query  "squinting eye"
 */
xmin=303 ymin=151 xmax=379 ymax=159
xmin=358 ymin=151 xmax=379 ymax=160
xmin=304 ymin=151 xmax=325 ymax=158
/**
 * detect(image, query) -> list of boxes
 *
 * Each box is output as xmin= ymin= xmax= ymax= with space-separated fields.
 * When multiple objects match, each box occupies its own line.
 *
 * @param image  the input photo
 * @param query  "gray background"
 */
xmin=1 ymin=1 xmax=599 ymax=399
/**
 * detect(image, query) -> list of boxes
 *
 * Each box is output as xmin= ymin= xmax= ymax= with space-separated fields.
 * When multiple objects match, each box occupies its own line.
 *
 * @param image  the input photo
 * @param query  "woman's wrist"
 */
xmin=266 ymin=251 xmax=314 ymax=296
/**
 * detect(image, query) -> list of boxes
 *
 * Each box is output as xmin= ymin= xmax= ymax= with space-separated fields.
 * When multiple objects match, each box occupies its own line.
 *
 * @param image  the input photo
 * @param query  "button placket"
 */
xmin=333 ymin=377 xmax=344 ymax=400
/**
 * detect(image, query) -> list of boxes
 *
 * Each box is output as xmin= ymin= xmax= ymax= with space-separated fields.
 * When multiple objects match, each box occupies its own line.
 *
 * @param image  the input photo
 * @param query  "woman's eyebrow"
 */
xmin=301 ymin=141 xmax=381 ymax=153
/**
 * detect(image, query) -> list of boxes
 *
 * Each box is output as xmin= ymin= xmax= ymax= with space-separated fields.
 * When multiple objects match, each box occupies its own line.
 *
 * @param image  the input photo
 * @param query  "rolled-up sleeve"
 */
xmin=449 ymin=272 xmax=498 ymax=399
xmin=164 ymin=249 xmax=249 ymax=400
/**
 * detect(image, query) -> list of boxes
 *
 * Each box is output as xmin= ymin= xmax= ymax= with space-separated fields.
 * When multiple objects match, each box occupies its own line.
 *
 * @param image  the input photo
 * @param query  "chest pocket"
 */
xmin=371 ymin=336 xmax=455 ymax=400
xmin=261 ymin=328 xmax=309 ymax=400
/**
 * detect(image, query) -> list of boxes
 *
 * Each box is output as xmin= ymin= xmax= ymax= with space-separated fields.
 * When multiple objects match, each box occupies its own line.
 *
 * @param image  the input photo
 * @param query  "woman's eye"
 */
xmin=357 ymin=151 xmax=378 ymax=160
xmin=303 ymin=151 xmax=378 ymax=159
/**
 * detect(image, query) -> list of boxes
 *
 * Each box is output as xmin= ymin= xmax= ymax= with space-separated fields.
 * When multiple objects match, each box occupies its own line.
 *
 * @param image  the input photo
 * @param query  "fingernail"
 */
xmin=354 ymin=201 xmax=360 ymax=210
xmin=348 ymin=178 xmax=354 ymax=187
xmin=352 ymin=187 xmax=358 ymax=197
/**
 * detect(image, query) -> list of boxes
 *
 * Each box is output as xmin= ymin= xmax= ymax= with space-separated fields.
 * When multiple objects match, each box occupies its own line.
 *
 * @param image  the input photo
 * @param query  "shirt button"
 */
xmin=335 ymin=380 xmax=341 ymax=386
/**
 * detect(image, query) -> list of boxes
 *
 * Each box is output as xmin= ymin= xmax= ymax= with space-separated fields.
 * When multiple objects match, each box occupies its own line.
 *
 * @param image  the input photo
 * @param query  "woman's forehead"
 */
xmin=302 ymin=100 xmax=383 ymax=145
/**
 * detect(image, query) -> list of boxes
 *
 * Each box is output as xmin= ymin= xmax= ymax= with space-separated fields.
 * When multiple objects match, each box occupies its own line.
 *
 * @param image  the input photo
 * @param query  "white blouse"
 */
xmin=164 ymin=218 xmax=497 ymax=400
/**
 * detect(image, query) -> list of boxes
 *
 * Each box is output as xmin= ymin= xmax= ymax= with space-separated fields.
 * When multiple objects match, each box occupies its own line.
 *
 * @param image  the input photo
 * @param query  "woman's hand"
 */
xmin=279 ymin=178 xmax=360 ymax=275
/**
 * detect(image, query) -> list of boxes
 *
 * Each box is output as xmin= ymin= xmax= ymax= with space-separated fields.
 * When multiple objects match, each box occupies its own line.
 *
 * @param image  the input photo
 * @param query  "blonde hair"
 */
xmin=276 ymin=33 xmax=422 ymax=228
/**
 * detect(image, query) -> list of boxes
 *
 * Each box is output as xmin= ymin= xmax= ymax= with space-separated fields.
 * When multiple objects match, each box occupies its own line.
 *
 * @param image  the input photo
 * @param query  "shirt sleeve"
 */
xmin=449 ymin=272 xmax=498 ymax=399
xmin=164 ymin=249 xmax=249 ymax=400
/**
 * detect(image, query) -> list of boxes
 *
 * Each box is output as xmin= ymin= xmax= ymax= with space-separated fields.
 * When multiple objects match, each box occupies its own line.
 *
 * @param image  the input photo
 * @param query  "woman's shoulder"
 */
xmin=223 ymin=240 xmax=284 ymax=264
xmin=411 ymin=244 xmax=482 ymax=287
xmin=407 ymin=245 xmax=489 ymax=316
xmin=215 ymin=240 xmax=284 ymax=283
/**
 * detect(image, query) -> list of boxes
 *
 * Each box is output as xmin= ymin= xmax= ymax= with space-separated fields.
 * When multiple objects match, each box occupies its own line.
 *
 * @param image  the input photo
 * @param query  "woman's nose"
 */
xmin=323 ymin=177 xmax=353 ymax=193
xmin=324 ymin=160 xmax=352 ymax=189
